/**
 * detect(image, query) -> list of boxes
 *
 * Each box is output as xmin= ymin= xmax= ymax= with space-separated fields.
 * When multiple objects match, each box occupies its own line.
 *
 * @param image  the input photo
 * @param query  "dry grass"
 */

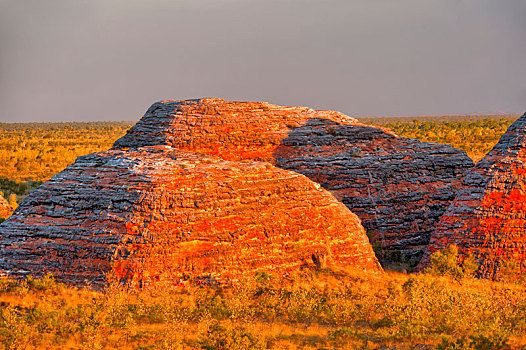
xmin=1 ymin=268 xmax=525 ymax=349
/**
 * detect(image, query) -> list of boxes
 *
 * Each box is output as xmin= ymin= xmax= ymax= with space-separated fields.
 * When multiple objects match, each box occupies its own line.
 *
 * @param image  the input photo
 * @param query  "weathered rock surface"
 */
xmin=0 ymin=146 xmax=380 ymax=287
xmin=0 ymin=195 xmax=11 ymax=221
xmin=115 ymin=99 xmax=474 ymax=266
xmin=419 ymin=113 xmax=526 ymax=279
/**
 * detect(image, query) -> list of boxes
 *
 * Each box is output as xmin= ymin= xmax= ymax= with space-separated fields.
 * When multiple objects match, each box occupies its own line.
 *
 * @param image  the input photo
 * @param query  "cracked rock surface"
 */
xmin=0 ymin=146 xmax=380 ymax=287
xmin=115 ymin=99 xmax=473 ymax=265
xmin=419 ymin=113 xmax=526 ymax=279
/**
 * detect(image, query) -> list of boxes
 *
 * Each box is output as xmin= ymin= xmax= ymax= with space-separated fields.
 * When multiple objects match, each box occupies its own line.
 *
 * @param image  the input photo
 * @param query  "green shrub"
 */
xmin=0 ymin=306 xmax=30 ymax=350
xmin=26 ymin=273 xmax=56 ymax=291
xmin=0 ymin=277 xmax=18 ymax=293
xmin=461 ymin=253 xmax=479 ymax=279
xmin=199 ymin=322 xmax=265 ymax=350
xmin=424 ymin=245 xmax=478 ymax=281
xmin=436 ymin=336 xmax=470 ymax=350
xmin=327 ymin=327 xmax=363 ymax=344
xmin=437 ymin=334 xmax=510 ymax=350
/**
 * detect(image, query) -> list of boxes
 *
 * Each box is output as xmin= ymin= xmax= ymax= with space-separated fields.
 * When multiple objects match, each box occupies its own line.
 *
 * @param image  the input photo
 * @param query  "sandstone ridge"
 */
xmin=0 ymin=146 xmax=380 ymax=287
xmin=419 ymin=113 xmax=526 ymax=279
xmin=114 ymin=98 xmax=474 ymax=266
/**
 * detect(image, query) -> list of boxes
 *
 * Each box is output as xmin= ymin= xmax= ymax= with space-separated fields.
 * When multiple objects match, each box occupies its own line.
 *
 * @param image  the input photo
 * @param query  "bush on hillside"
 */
xmin=424 ymin=245 xmax=478 ymax=281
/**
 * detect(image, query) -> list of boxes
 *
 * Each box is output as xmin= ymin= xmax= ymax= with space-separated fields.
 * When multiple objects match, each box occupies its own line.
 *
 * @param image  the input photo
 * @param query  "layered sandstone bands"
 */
xmin=115 ymin=98 xmax=473 ymax=265
xmin=273 ymin=120 xmax=472 ymax=266
xmin=0 ymin=146 xmax=380 ymax=287
xmin=419 ymin=113 xmax=526 ymax=279
xmin=113 ymin=98 xmax=363 ymax=162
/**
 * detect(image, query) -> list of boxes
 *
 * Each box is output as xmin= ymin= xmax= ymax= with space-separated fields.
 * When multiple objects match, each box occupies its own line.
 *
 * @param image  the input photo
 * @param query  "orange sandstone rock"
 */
xmin=419 ymin=113 xmax=526 ymax=279
xmin=0 ymin=194 xmax=11 ymax=221
xmin=114 ymin=99 xmax=473 ymax=266
xmin=0 ymin=147 xmax=380 ymax=287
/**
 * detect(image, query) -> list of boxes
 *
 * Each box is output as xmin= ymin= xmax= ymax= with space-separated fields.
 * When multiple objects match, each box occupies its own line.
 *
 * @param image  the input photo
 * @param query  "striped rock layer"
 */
xmin=115 ymin=99 xmax=473 ymax=266
xmin=0 ymin=146 xmax=380 ymax=287
xmin=419 ymin=113 xmax=526 ymax=279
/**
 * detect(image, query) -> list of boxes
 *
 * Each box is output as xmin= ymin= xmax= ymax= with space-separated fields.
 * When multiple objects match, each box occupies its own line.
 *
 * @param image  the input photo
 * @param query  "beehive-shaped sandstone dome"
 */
xmin=0 ymin=146 xmax=380 ymax=287
xmin=419 ymin=113 xmax=526 ymax=279
xmin=114 ymin=98 xmax=473 ymax=266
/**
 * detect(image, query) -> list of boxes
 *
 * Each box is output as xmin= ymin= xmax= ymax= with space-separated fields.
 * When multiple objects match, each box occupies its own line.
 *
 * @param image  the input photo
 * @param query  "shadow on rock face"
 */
xmin=113 ymin=100 xmax=474 ymax=270
xmin=273 ymin=118 xmax=474 ymax=270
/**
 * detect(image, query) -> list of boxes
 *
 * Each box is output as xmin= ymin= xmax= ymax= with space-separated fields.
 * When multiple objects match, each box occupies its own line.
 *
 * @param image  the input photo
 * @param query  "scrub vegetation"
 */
xmin=1 ymin=259 xmax=525 ymax=349
xmin=0 ymin=122 xmax=133 ymax=182
xmin=362 ymin=114 xmax=519 ymax=163
xmin=0 ymin=122 xmax=133 ymax=205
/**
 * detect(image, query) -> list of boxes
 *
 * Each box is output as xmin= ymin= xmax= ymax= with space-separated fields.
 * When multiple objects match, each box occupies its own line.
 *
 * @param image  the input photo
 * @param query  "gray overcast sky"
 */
xmin=0 ymin=0 xmax=524 ymax=122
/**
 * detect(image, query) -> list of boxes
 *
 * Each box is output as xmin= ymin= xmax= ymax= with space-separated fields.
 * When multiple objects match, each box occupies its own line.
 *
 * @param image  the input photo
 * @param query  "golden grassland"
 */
xmin=1 ymin=265 xmax=525 ymax=350
xmin=0 ymin=122 xmax=134 ymax=182
xmin=0 ymin=122 xmax=133 ymax=206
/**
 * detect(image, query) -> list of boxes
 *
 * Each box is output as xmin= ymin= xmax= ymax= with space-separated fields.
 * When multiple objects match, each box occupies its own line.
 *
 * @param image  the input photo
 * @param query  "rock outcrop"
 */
xmin=0 ymin=195 xmax=11 ymax=221
xmin=419 ymin=113 xmax=526 ymax=279
xmin=0 ymin=146 xmax=380 ymax=287
xmin=115 ymin=99 xmax=473 ymax=266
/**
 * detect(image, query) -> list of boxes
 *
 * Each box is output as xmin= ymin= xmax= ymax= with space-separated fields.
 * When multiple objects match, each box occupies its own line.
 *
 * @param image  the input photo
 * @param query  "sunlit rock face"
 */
xmin=114 ymin=98 xmax=473 ymax=266
xmin=419 ymin=113 xmax=526 ymax=279
xmin=0 ymin=195 xmax=11 ymax=221
xmin=0 ymin=146 xmax=380 ymax=287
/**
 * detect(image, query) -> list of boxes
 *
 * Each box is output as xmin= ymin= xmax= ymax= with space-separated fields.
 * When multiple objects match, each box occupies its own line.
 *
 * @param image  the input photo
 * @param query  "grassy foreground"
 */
xmin=1 ymin=267 xmax=525 ymax=350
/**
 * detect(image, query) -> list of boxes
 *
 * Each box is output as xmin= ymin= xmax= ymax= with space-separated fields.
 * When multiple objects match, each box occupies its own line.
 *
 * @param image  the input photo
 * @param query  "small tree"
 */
xmin=424 ymin=245 xmax=478 ymax=281
xmin=461 ymin=253 xmax=479 ymax=278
